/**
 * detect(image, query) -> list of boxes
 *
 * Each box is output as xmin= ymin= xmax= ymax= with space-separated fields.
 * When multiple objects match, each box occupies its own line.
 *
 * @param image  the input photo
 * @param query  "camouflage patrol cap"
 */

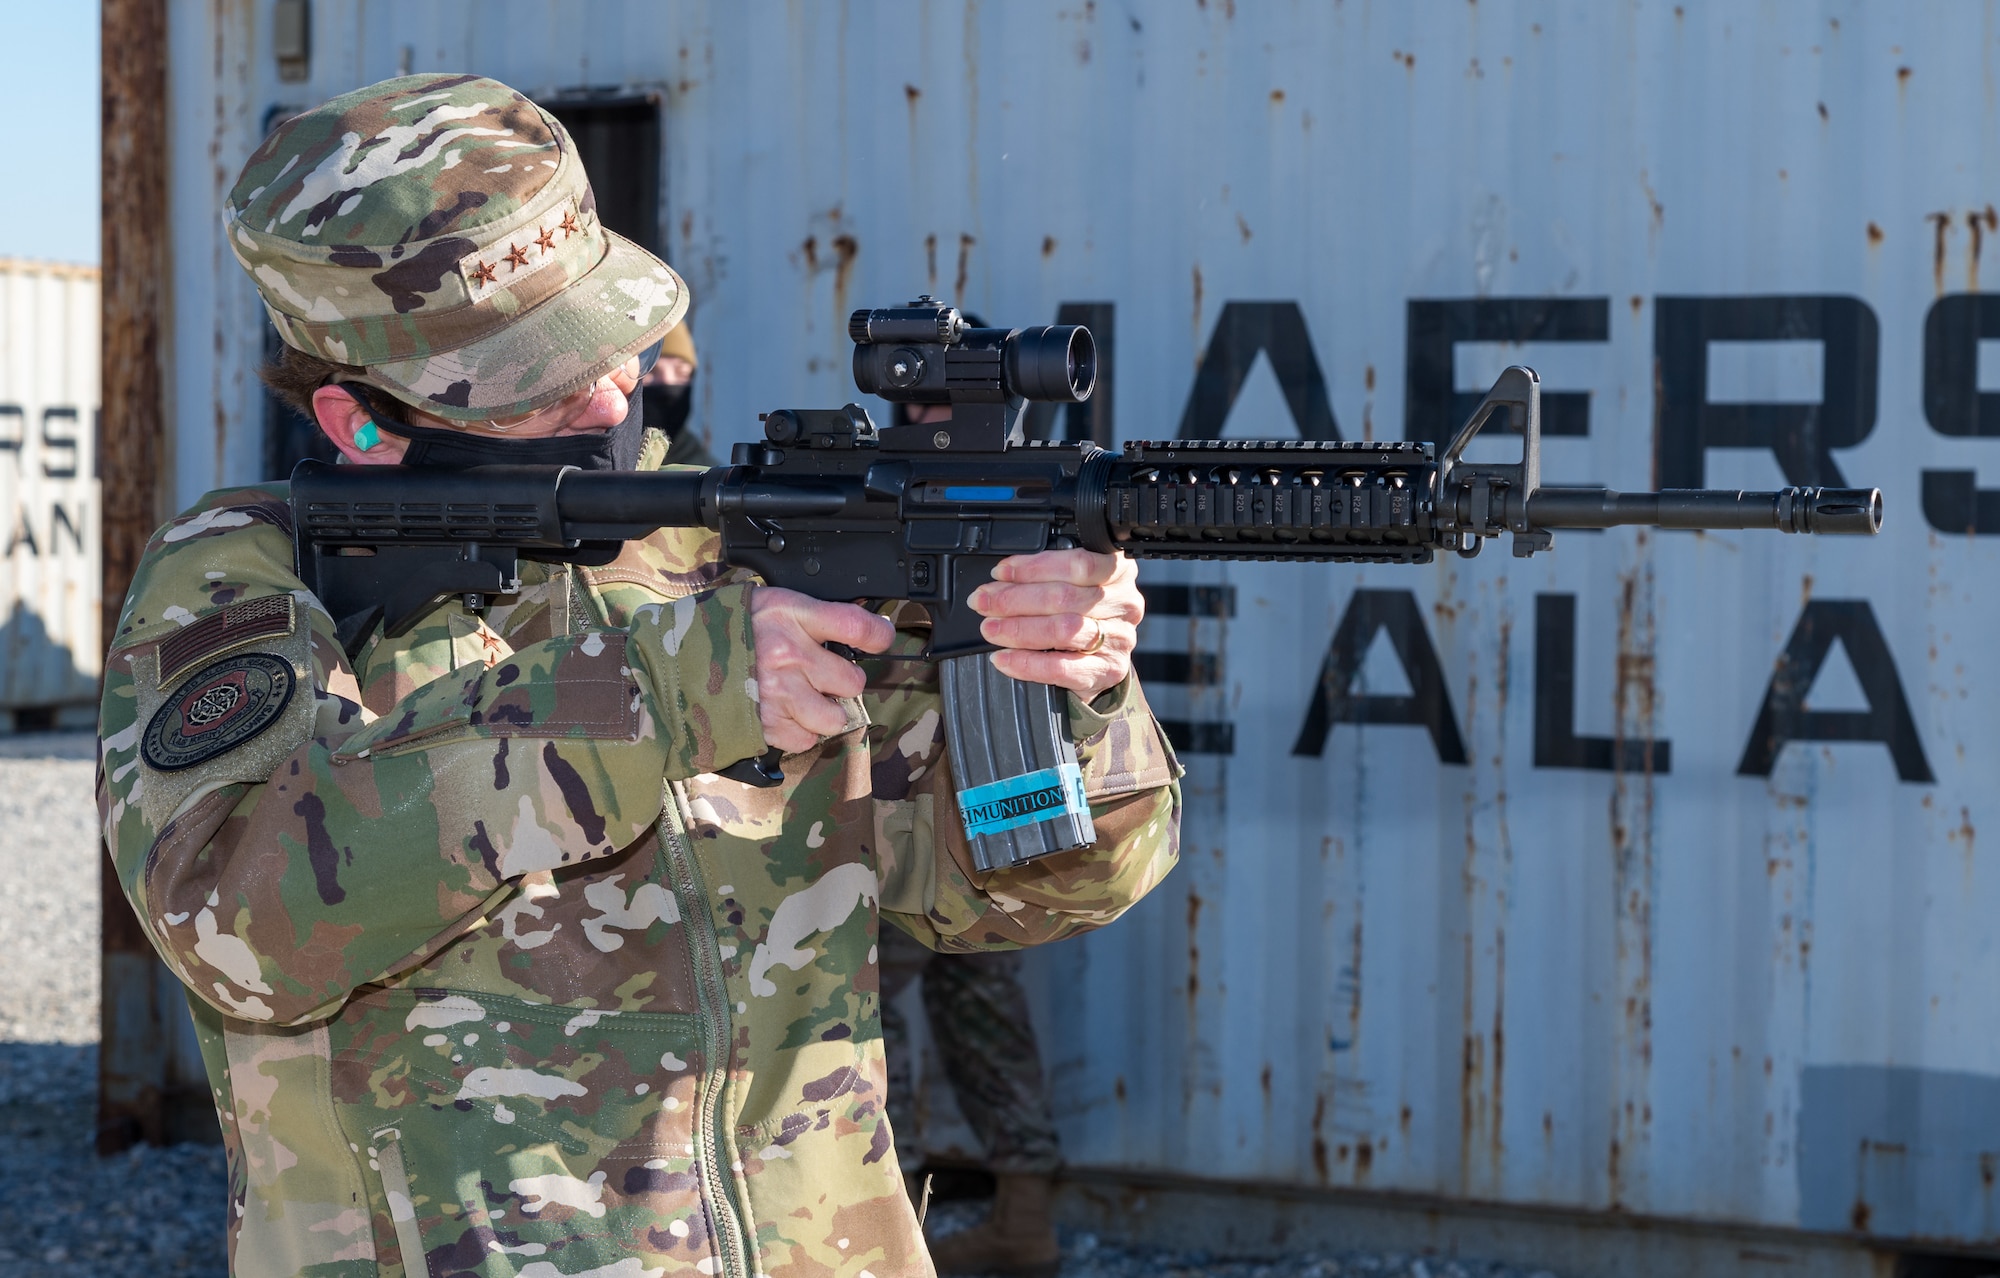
xmin=226 ymin=73 xmax=687 ymax=422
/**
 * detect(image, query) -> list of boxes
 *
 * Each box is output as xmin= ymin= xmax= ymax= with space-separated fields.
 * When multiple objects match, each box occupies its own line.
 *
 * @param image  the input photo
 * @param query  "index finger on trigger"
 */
xmin=992 ymin=548 xmax=1117 ymax=587
xmin=969 ymin=581 xmax=1101 ymax=620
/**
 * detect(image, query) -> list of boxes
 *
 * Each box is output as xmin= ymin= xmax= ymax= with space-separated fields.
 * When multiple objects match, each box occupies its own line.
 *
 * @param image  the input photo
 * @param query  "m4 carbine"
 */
xmin=291 ymin=297 xmax=1881 ymax=871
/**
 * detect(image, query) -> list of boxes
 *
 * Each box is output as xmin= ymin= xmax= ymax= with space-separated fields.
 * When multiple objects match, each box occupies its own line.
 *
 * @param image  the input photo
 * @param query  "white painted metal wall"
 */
xmin=0 ymin=259 xmax=99 ymax=719
xmin=162 ymin=0 xmax=2000 ymax=1249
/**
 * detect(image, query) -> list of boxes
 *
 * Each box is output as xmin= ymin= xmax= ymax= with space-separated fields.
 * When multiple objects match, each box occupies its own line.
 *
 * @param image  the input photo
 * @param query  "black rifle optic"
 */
xmin=291 ymin=296 xmax=1882 ymax=871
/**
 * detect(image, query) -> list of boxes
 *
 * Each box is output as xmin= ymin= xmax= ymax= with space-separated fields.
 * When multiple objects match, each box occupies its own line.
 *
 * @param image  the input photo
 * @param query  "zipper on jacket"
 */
xmin=370 ymin=1126 xmax=430 ymax=1278
xmin=570 ymin=553 xmax=752 ymax=1277
xmin=659 ymin=787 xmax=752 ymax=1278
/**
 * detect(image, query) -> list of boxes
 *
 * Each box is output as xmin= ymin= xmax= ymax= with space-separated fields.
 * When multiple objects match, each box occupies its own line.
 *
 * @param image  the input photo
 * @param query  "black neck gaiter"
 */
xmin=354 ymin=382 xmax=648 ymax=471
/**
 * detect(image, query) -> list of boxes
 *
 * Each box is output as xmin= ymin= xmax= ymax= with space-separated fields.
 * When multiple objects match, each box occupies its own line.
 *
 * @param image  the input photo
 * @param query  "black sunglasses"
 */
xmin=635 ymin=339 xmax=663 ymax=379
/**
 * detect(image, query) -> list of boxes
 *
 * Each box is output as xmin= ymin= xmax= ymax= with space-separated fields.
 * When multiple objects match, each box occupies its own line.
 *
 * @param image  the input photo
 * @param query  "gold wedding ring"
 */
xmin=1078 ymin=617 xmax=1108 ymax=655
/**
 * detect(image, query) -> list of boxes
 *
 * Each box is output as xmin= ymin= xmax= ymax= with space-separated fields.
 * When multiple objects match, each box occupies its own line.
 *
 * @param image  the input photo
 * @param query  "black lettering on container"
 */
xmin=1654 ymin=295 xmax=1877 ymax=488
xmin=1292 ymin=589 xmax=1467 ymax=764
xmin=1920 ymin=293 xmax=2000 ymax=533
xmin=1737 ymin=600 xmax=1932 ymax=784
xmin=1533 ymin=593 xmax=1672 ymax=772
xmin=40 ymin=407 xmax=78 ymax=479
xmin=1177 ymin=302 xmax=1340 ymax=441
xmin=1406 ymin=297 xmax=1609 ymax=439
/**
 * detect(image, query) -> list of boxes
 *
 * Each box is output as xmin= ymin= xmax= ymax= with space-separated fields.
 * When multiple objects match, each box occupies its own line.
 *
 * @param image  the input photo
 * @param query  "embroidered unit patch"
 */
xmin=141 ymin=652 xmax=298 ymax=772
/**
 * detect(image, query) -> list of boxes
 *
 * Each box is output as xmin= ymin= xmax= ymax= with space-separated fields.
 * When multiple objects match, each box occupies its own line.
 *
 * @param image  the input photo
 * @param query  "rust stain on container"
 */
xmin=1639 ymin=169 xmax=1665 ymax=233
xmin=924 ymin=233 xmax=938 ymax=289
xmin=1608 ymin=560 xmax=1661 ymax=1205
xmin=1459 ymin=1028 xmax=1480 ymax=1154
xmin=1186 ymin=888 xmax=1202 ymax=1006
xmin=1311 ymin=1092 xmax=1329 ymax=1180
xmin=831 ymin=234 xmax=859 ymax=313
xmin=1950 ymin=805 xmax=1976 ymax=886
xmin=1492 ymin=930 xmax=1507 ymax=1166
xmin=1969 ymin=207 xmax=1998 ymax=291
xmin=954 ymin=233 xmax=976 ymax=302
xmin=1929 ymin=211 xmax=1951 ymax=294
xmin=1969 ymin=211 xmax=1986 ymax=291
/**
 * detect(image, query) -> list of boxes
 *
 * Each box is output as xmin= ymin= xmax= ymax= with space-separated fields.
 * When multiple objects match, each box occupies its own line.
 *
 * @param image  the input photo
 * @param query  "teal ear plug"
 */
xmin=354 ymin=419 xmax=380 ymax=452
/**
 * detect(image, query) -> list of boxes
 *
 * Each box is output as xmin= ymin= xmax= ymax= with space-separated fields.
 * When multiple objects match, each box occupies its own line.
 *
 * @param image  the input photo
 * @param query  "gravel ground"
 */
xmin=0 ymin=1042 xmax=227 ymax=1275
xmin=0 ymin=732 xmax=229 ymax=1277
xmin=0 ymin=731 xmax=103 ymax=1045
xmin=0 ymin=730 xmax=1561 ymax=1278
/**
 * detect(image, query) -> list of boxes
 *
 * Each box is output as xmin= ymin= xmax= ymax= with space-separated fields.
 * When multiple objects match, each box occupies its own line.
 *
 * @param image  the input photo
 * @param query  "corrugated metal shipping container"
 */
xmin=0 ymin=259 xmax=99 ymax=726
xmin=152 ymin=0 xmax=2000 ymax=1255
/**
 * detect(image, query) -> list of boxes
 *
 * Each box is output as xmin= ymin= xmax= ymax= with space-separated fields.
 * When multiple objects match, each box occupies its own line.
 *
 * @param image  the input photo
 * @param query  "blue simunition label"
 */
xmin=956 ymin=763 xmax=1090 ymax=839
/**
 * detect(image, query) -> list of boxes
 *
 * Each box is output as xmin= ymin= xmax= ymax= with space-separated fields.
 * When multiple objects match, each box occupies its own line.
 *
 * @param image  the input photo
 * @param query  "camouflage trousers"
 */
xmin=878 ymin=926 xmax=1063 ymax=1174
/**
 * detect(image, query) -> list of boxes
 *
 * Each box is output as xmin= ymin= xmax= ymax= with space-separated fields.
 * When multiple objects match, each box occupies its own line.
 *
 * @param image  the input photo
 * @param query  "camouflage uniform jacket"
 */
xmin=97 ymin=462 xmax=1182 ymax=1278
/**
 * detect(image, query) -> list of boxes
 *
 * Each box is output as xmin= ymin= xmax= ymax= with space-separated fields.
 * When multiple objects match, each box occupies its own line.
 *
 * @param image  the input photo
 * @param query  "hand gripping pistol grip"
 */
xmin=715 ymin=649 xmax=1096 ymax=872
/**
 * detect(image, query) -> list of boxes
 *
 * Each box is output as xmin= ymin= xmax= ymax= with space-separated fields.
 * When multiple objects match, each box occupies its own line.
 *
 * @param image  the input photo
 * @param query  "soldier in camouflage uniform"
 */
xmin=640 ymin=321 xmax=717 ymax=469
xmin=98 ymin=74 xmax=1181 ymax=1278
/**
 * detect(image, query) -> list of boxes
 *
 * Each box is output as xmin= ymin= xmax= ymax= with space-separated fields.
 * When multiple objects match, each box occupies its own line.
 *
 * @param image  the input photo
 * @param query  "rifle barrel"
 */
xmin=1525 ymin=486 xmax=1882 ymax=535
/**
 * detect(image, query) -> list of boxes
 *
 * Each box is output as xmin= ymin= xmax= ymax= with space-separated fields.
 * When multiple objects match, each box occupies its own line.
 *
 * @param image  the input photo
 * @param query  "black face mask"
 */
xmin=351 ymin=381 xmax=649 ymax=472
xmin=342 ymin=338 xmax=662 ymax=472
xmin=641 ymin=381 xmax=693 ymax=439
